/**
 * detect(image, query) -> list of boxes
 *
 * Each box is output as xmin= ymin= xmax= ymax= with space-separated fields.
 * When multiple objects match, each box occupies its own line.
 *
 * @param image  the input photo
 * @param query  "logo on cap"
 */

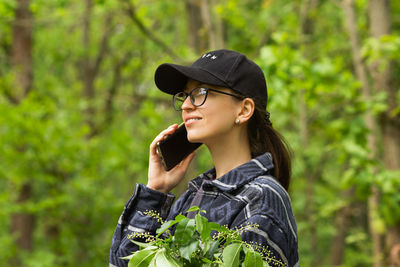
xmin=202 ymin=53 xmax=217 ymax=60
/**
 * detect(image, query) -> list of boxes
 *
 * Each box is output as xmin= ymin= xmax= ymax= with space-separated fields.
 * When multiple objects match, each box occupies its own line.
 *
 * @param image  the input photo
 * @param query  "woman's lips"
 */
xmin=185 ymin=117 xmax=202 ymax=126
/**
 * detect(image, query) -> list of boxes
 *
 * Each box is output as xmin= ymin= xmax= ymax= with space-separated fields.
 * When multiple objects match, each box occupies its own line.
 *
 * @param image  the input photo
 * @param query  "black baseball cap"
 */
xmin=154 ymin=49 xmax=268 ymax=109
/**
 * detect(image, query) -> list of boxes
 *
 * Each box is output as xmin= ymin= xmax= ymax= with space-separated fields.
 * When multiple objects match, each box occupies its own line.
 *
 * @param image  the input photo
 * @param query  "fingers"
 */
xmin=150 ymin=124 xmax=178 ymax=155
xmin=182 ymin=151 xmax=196 ymax=168
xmin=173 ymin=151 xmax=196 ymax=171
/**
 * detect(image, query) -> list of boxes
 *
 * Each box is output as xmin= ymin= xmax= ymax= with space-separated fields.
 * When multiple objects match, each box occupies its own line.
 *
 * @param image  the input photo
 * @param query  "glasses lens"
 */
xmin=173 ymin=92 xmax=186 ymax=110
xmin=191 ymin=87 xmax=208 ymax=106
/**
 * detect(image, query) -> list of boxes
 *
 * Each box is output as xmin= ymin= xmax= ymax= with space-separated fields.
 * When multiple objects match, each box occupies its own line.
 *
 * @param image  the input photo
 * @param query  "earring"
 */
xmin=235 ymin=118 xmax=240 ymax=124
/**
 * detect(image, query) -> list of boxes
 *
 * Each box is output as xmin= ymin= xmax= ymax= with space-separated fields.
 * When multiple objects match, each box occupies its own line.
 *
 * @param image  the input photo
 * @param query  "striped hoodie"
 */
xmin=109 ymin=152 xmax=299 ymax=267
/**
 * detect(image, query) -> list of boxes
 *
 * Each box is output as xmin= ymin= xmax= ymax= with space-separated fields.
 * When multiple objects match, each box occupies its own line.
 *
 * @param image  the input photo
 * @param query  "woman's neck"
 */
xmin=206 ymin=128 xmax=252 ymax=179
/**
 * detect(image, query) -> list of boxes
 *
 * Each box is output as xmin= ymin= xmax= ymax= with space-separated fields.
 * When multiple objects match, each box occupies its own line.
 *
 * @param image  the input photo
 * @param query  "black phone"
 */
xmin=156 ymin=123 xmax=202 ymax=171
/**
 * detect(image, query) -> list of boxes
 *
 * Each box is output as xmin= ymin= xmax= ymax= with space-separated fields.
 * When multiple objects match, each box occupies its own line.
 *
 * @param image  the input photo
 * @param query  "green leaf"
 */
xmin=175 ymin=214 xmax=187 ymax=221
xmin=187 ymin=206 xmax=201 ymax=213
xmin=121 ymin=253 xmax=134 ymax=260
xmin=127 ymin=249 xmax=157 ymax=267
xmin=243 ymin=247 xmax=264 ymax=267
xmin=201 ymin=258 xmax=213 ymax=263
xmin=222 ymin=243 xmax=242 ymax=267
xmin=178 ymin=238 xmax=199 ymax=261
xmin=153 ymin=249 xmax=181 ymax=267
xmin=195 ymin=212 xmax=211 ymax=241
xmin=156 ymin=214 xmax=186 ymax=237
xmin=174 ymin=218 xmax=196 ymax=245
xmin=156 ymin=220 xmax=177 ymax=237
xmin=122 ymin=244 xmax=158 ymax=261
xmin=129 ymin=239 xmax=156 ymax=249
xmin=209 ymin=221 xmax=227 ymax=233
xmin=148 ymin=256 xmax=157 ymax=267
xmin=204 ymin=239 xmax=219 ymax=259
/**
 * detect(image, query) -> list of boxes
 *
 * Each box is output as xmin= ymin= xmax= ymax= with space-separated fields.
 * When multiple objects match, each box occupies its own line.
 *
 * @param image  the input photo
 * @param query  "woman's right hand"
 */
xmin=147 ymin=124 xmax=196 ymax=194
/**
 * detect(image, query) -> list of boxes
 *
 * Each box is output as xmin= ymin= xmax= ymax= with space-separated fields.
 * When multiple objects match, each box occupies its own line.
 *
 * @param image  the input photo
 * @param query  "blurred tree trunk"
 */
xmin=186 ymin=0 xmax=224 ymax=53
xmin=200 ymin=0 xmax=223 ymax=50
xmin=11 ymin=0 xmax=33 ymax=102
xmin=368 ymin=1 xmax=400 ymax=265
xmin=342 ymin=0 xmax=384 ymax=266
xmin=209 ymin=0 xmax=224 ymax=49
xmin=297 ymin=0 xmax=320 ymax=265
xmin=330 ymin=188 xmax=354 ymax=265
xmin=186 ymin=0 xmax=207 ymax=53
xmin=82 ymin=0 xmax=96 ymax=136
xmin=81 ymin=1 xmax=115 ymax=137
xmin=102 ymin=51 xmax=133 ymax=130
xmin=10 ymin=0 xmax=34 ymax=255
xmin=11 ymin=184 xmax=34 ymax=251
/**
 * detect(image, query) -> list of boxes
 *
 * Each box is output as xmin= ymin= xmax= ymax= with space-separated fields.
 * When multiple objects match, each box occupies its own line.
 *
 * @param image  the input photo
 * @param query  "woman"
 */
xmin=109 ymin=49 xmax=299 ymax=267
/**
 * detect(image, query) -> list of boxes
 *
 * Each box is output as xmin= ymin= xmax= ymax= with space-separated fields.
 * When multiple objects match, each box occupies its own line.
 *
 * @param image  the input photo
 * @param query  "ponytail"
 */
xmin=247 ymin=107 xmax=292 ymax=190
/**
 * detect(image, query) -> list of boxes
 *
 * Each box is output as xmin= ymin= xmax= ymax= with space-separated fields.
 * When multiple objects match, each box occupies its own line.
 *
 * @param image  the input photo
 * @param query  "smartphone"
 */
xmin=156 ymin=123 xmax=202 ymax=171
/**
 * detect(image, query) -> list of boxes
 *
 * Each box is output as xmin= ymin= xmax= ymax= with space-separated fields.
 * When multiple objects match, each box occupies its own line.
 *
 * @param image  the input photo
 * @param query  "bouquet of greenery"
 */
xmin=123 ymin=207 xmax=284 ymax=267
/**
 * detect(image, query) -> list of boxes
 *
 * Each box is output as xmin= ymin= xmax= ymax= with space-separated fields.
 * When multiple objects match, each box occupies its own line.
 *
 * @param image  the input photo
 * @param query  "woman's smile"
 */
xmin=184 ymin=116 xmax=202 ymax=126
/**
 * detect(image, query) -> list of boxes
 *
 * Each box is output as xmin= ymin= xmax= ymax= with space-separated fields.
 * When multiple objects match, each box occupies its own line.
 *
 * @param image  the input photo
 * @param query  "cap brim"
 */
xmin=154 ymin=63 xmax=228 ymax=95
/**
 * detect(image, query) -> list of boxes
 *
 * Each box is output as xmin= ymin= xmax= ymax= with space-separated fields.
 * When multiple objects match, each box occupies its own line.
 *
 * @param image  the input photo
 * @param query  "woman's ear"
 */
xmin=236 ymin=98 xmax=255 ymax=124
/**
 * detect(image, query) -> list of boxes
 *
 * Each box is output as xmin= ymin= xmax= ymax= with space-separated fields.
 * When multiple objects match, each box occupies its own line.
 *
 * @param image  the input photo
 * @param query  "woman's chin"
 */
xmin=187 ymin=132 xmax=203 ymax=144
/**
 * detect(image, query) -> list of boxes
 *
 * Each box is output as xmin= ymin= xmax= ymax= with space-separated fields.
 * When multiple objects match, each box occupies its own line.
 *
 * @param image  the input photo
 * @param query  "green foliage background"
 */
xmin=0 ymin=0 xmax=399 ymax=266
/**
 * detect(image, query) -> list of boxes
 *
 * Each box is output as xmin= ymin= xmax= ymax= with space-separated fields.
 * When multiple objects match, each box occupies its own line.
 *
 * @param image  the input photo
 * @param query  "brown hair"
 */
xmin=247 ymin=106 xmax=292 ymax=191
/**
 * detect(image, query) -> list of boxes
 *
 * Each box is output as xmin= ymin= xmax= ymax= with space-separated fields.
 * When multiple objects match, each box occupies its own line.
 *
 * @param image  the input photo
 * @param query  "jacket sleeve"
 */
xmin=109 ymin=183 xmax=175 ymax=267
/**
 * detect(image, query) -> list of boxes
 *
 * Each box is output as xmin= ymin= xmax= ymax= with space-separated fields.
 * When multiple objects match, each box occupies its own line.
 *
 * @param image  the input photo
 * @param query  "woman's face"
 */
xmin=181 ymin=79 xmax=243 ymax=145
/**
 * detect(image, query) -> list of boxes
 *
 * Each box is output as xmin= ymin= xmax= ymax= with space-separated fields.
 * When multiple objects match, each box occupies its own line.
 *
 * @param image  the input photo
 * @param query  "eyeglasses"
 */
xmin=173 ymin=87 xmax=243 ymax=111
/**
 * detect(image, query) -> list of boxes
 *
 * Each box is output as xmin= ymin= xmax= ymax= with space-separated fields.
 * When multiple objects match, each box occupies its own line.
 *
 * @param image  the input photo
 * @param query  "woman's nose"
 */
xmin=181 ymin=96 xmax=195 ymax=110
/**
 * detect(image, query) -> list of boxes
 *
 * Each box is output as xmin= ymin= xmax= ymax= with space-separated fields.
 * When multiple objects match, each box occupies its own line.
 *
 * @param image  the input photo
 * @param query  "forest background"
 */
xmin=0 ymin=0 xmax=399 ymax=266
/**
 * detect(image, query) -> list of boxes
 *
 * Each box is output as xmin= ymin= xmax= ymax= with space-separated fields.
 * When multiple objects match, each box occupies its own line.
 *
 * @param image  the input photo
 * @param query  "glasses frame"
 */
xmin=173 ymin=87 xmax=244 ymax=111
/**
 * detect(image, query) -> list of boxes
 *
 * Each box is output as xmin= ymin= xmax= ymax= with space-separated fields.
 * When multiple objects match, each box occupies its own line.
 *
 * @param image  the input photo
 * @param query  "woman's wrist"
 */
xmin=146 ymin=183 xmax=169 ymax=194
